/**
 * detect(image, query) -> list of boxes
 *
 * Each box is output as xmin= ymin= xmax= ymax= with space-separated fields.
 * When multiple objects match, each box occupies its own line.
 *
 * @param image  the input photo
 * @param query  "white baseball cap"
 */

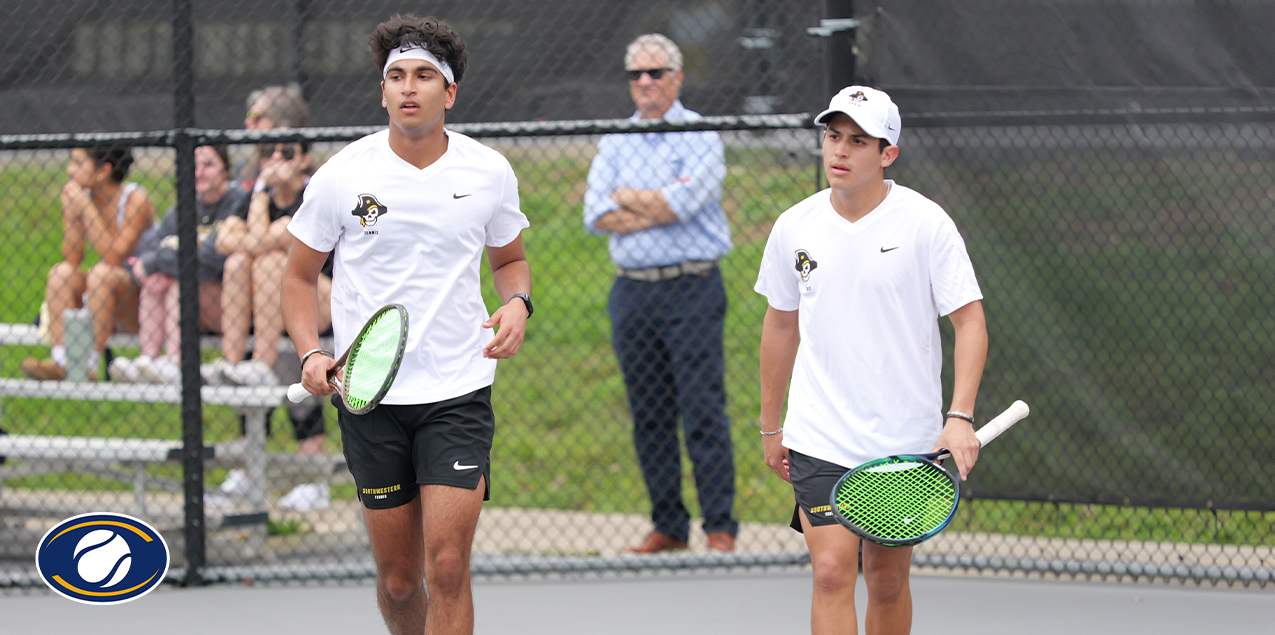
xmin=814 ymin=85 xmax=901 ymax=146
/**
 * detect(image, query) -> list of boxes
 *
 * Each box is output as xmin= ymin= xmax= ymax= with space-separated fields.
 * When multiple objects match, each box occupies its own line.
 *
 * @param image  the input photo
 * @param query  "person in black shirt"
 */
xmin=112 ymin=145 xmax=248 ymax=384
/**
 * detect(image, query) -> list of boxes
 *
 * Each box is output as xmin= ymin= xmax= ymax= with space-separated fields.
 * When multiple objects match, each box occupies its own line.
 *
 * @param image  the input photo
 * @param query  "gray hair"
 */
xmin=246 ymin=85 xmax=311 ymax=128
xmin=624 ymin=34 xmax=682 ymax=71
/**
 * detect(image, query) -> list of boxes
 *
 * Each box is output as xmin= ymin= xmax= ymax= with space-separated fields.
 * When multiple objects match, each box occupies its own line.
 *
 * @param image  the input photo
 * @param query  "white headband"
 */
xmin=383 ymin=45 xmax=455 ymax=85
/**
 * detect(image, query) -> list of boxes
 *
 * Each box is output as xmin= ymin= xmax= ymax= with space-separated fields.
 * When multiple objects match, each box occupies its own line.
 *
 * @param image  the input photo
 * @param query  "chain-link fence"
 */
xmin=3 ymin=112 xmax=1272 ymax=589
xmin=2 ymin=1 xmax=1274 ymax=592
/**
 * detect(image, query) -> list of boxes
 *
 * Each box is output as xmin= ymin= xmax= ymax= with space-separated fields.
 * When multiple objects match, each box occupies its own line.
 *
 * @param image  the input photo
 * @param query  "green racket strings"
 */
xmin=834 ymin=460 xmax=957 ymax=542
xmin=342 ymin=309 xmax=403 ymax=410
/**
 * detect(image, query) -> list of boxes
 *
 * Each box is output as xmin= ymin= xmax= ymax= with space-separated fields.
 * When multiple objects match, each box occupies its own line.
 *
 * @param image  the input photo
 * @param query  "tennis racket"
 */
xmin=287 ymin=303 xmax=408 ymax=415
xmin=830 ymin=400 xmax=1030 ymax=547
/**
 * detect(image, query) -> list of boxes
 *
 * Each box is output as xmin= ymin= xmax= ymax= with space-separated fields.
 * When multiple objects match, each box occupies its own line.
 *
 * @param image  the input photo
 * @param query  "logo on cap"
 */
xmin=848 ymin=91 xmax=867 ymax=103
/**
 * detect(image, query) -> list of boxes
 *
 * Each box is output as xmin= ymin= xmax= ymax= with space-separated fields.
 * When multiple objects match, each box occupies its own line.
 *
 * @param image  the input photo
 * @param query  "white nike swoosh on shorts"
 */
xmin=453 ymin=461 xmax=478 ymax=470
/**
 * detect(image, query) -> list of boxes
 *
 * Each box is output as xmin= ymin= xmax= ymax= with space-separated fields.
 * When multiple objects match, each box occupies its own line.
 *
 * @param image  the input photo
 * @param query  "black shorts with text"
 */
xmin=335 ymin=386 xmax=494 ymax=510
xmin=788 ymin=449 xmax=853 ymax=532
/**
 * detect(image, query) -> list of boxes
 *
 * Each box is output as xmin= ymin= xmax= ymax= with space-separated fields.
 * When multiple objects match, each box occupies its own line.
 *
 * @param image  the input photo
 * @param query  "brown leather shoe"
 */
xmin=20 ymin=358 xmax=97 ymax=381
xmin=625 ymin=531 xmax=688 ymax=554
xmin=21 ymin=358 xmax=65 ymax=380
xmin=707 ymin=531 xmax=736 ymax=552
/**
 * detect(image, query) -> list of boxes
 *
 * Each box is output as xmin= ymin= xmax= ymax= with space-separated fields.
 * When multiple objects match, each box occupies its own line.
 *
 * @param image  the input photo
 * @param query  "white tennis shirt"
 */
xmin=754 ymin=182 xmax=983 ymax=469
xmin=289 ymin=130 xmax=529 ymax=405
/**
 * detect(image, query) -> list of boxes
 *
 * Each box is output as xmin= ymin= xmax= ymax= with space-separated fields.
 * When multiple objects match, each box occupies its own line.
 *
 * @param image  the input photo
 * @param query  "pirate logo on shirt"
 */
xmin=352 ymin=193 xmax=388 ymax=227
xmin=795 ymin=250 xmax=818 ymax=282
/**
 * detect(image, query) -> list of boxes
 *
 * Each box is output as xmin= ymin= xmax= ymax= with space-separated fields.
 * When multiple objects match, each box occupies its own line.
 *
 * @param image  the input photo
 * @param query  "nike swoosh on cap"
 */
xmin=453 ymin=460 xmax=478 ymax=470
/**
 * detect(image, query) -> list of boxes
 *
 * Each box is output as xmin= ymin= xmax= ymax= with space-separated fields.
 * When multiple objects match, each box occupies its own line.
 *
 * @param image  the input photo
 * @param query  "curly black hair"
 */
xmin=368 ymin=14 xmax=468 ymax=85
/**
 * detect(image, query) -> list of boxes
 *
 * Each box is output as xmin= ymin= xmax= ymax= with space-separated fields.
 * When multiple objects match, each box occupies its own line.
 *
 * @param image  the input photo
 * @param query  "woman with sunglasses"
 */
xmin=236 ymin=86 xmax=311 ymax=190
xmin=215 ymin=141 xmax=332 ymax=388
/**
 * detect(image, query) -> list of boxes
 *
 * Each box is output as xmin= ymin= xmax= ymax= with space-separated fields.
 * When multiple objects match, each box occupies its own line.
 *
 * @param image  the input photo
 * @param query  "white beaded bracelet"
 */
xmin=759 ymin=428 xmax=784 ymax=436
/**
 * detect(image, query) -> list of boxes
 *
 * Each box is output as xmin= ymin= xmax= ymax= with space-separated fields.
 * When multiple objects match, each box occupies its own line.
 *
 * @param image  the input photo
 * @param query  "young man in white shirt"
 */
xmin=755 ymin=86 xmax=988 ymax=634
xmin=282 ymin=14 xmax=532 ymax=635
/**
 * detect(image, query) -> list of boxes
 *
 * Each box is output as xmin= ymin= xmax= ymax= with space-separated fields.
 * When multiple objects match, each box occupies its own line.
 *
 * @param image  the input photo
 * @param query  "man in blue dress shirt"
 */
xmin=583 ymin=33 xmax=738 ymax=553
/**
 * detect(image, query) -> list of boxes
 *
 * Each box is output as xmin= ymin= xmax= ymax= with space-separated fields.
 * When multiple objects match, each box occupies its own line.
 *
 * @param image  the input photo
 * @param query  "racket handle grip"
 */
xmin=287 ymin=382 xmax=312 ymax=403
xmin=975 ymin=400 xmax=1030 ymax=447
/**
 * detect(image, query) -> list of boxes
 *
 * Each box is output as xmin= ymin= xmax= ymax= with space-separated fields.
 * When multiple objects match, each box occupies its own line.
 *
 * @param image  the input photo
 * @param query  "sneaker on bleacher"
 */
xmin=108 ymin=356 xmax=145 ymax=383
xmin=223 ymin=359 xmax=279 ymax=386
xmin=279 ymin=482 xmax=330 ymax=512
xmin=219 ymin=468 xmax=250 ymax=496
xmin=200 ymin=358 xmax=235 ymax=386
xmin=134 ymin=356 xmax=180 ymax=384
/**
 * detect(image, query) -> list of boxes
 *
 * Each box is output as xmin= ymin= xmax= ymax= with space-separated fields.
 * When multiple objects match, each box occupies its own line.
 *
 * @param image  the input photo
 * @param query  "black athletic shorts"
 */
xmin=335 ymin=386 xmax=494 ymax=510
xmin=788 ymin=449 xmax=852 ymax=532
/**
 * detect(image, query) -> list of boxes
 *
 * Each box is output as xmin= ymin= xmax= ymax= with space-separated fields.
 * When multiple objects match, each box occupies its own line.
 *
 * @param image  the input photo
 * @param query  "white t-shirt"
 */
xmin=289 ymin=130 xmax=529 ymax=405
xmin=754 ymin=181 xmax=983 ymax=469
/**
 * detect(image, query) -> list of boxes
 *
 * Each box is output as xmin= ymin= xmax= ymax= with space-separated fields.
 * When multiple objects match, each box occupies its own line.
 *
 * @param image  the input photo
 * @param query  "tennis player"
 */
xmin=282 ymin=14 xmax=531 ymax=635
xmin=754 ymin=86 xmax=988 ymax=634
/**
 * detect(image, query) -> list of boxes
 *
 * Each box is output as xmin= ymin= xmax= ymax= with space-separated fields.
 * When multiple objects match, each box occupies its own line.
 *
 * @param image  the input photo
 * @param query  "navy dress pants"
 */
xmin=609 ymin=268 xmax=738 ymax=542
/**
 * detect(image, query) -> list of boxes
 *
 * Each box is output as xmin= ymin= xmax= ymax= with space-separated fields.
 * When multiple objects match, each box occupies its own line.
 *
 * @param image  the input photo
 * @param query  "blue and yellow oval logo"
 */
xmin=35 ymin=512 xmax=169 ymax=604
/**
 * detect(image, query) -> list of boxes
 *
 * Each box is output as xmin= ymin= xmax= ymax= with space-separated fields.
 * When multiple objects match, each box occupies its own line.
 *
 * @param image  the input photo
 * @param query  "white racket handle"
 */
xmin=287 ymin=382 xmax=312 ymax=403
xmin=974 ymin=400 xmax=1030 ymax=447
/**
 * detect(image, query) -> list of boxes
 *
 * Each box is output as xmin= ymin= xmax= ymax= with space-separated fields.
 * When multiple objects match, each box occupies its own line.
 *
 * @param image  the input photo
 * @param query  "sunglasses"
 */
xmin=626 ymin=68 xmax=672 ymax=81
xmin=258 ymin=144 xmax=298 ymax=161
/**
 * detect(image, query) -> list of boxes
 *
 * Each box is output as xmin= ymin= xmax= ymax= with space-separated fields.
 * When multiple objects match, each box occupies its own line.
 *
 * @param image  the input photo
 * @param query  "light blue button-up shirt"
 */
xmin=583 ymin=100 xmax=732 ymax=269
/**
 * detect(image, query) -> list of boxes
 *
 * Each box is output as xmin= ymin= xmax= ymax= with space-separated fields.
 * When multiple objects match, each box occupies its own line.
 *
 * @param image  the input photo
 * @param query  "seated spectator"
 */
xmin=213 ymin=141 xmax=333 ymax=512
xmin=236 ymin=86 xmax=311 ymax=190
xmin=109 ymin=145 xmax=249 ymax=383
xmin=215 ymin=141 xmax=332 ymax=386
xmin=22 ymin=146 xmax=154 ymax=381
xmin=212 ymin=86 xmax=332 ymax=512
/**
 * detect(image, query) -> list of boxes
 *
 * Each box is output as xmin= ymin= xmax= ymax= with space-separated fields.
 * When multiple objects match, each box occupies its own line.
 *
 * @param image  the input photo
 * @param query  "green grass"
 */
xmin=1 ymin=140 xmax=1272 ymax=547
xmin=267 ymin=517 xmax=312 ymax=536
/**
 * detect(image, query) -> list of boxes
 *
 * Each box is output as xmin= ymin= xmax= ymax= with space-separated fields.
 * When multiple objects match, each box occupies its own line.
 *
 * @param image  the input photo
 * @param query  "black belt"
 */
xmin=616 ymin=260 xmax=718 ymax=282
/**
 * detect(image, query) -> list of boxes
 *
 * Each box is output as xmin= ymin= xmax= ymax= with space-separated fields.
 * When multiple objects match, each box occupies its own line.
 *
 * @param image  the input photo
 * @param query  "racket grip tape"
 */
xmin=974 ymin=400 xmax=1030 ymax=447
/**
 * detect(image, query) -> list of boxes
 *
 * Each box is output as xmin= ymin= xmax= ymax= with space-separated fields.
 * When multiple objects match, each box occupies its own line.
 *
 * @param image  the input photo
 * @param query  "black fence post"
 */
xmin=823 ymin=0 xmax=856 ymax=98
xmin=172 ymin=0 xmax=205 ymax=587
xmin=740 ymin=0 xmax=778 ymax=114
xmin=289 ymin=0 xmax=310 ymax=98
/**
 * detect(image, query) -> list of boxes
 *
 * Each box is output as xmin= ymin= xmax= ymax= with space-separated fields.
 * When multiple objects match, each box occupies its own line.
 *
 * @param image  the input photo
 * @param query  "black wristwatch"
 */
xmin=508 ymin=293 xmax=534 ymax=317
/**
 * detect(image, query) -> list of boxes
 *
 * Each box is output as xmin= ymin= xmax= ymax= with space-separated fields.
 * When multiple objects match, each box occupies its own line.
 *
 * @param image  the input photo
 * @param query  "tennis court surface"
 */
xmin=4 ymin=569 xmax=1270 ymax=634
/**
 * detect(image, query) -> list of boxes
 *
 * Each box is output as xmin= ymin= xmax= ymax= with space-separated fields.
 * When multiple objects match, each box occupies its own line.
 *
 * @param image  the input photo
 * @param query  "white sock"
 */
xmin=87 ymin=351 xmax=101 ymax=369
xmin=51 ymin=346 xmax=67 ymax=366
